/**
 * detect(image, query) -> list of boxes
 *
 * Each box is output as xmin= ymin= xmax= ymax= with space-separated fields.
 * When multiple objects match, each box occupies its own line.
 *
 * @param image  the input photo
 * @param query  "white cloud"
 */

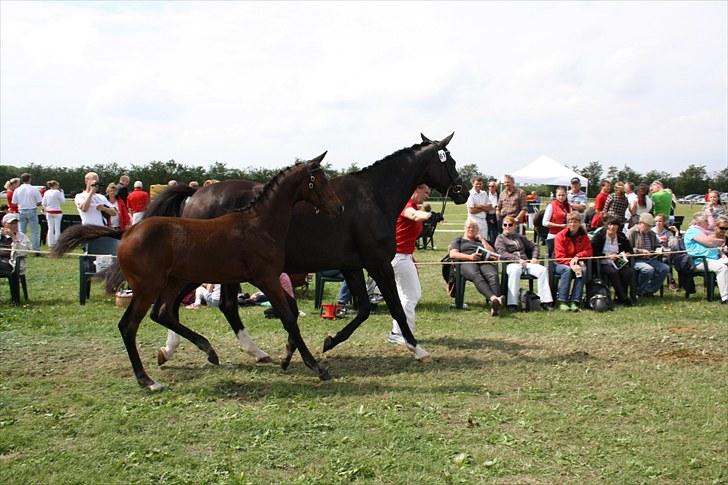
xmin=1 ymin=1 xmax=726 ymax=176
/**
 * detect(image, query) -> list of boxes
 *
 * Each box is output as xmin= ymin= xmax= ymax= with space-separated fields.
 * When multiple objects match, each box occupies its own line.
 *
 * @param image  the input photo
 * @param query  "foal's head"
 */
xmin=419 ymin=133 xmax=468 ymax=204
xmin=303 ymin=152 xmax=344 ymax=216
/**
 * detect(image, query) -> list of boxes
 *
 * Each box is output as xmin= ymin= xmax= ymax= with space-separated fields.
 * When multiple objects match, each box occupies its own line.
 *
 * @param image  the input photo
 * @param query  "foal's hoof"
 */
xmin=408 ymin=344 xmax=432 ymax=362
xmin=157 ymin=347 xmax=169 ymax=366
xmin=322 ymin=336 xmax=335 ymax=353
xmin=280 ymin=356 xmax=292 ymax=371
xmin=207 ymin=351 xmax=220 ymax=366
xmin=318 ymin=368 xmax=332 ymax=381
xmin=148 ymin=381 xmax=164 ymax=392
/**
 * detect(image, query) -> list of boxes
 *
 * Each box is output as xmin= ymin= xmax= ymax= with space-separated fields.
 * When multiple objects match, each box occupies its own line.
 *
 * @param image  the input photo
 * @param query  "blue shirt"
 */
xmin=684 ymin=226 xmax=720 ymax=260
xmin=567 ymin=190 xmax=587 ymax=207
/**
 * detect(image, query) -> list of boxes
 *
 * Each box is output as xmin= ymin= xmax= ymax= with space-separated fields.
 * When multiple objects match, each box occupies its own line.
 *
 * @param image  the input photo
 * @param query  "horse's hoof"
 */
xmin=148 ymin=381 xmax=164 ymax=392
xmin=409 ymin=345 xmax=431 ymax=362
xmin=157 ymin=347 xmax=169 ymax=366
xmin=207 ymin=351 xmax=220 ymax=366
xmin=256 ymin=355 xmax=273 ymax=364
xmin=280 ymin=357 xmax=291 ymax=371
xmin=322 ymin=335 xmax=335 ymax=353
xmin=318 ymin=368 xmax=332 ymax=381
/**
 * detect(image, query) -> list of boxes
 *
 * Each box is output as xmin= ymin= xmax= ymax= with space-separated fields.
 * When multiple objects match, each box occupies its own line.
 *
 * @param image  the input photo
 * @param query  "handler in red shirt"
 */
xmin=126 ymin=181 xmax=149 ymax=224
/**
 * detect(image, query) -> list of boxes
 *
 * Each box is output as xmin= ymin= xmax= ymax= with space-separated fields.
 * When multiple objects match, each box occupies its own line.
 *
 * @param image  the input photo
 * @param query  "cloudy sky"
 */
xmin=1 ymin=1 xmax=726 ymax=177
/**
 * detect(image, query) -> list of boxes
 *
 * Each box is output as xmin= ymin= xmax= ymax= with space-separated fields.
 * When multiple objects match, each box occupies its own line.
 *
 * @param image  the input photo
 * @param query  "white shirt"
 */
xmin=42 ymin=188 xmax=65 ymax=212
xmin=75 ymin=192 xmax=111 ymax=226
xmin=466 ymin=189 xmax=489 ymax=221
xmin=11 ymin=183 xmax=42 ymax=210
xmin=486 ymin=191 xmax=498 ymax=214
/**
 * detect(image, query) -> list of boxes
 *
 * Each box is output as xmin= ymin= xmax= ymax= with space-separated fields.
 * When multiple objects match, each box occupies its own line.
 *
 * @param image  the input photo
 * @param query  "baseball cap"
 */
xmin=134 ymin=181 xmax=143 ymax=188
xmin=570 ymin=177 xmax=581 ymax=184
xmin=2 ymin=212 xmax=20 ymax=224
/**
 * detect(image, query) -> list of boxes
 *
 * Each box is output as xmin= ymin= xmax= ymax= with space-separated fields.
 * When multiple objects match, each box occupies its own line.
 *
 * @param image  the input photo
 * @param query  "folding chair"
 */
xmin=79 ymin=237 xmax=118 ymax=305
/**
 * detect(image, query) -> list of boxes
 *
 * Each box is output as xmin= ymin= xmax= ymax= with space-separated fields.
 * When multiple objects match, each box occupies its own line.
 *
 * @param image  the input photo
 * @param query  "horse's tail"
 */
xmin=50 ymin=224 xmax=123 ymax=258
xmin=102 ymin=263 xmax=126 ymax=294
xmin=145 ymin=185 xmax=196 ymax=218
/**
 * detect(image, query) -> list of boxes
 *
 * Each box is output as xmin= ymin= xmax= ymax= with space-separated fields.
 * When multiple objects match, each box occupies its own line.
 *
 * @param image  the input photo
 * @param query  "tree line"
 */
xmin=1 ymin=159 xmax=725 ymax=198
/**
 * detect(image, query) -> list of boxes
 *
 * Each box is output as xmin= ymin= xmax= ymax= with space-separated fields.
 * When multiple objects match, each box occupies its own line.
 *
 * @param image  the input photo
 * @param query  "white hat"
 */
xmin=133 ymin=181 xmax=143 ymax=188
xmin=2 ymin=212 xmax=20 ymax=224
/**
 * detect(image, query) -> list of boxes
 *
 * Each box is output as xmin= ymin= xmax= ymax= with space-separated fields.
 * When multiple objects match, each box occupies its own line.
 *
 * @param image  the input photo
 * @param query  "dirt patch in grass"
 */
xmin=668 ymin=326 xmax=699 ymax=334
xmin=655 ymin=349 xmax=728 ymax=363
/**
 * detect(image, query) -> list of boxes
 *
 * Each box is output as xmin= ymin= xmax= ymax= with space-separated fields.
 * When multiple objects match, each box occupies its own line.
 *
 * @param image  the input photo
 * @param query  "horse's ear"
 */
xmin=441 ymin=132 xmax=454 ymax=147
xmin=421 ymin=133 xmax=432 ymax=143
xmin=309 ymin=151 xmax=327 ymax=166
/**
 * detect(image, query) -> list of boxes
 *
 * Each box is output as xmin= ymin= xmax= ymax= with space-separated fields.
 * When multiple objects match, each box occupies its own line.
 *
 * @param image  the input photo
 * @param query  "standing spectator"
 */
xmin=624 ymin=182 xmax=637 ymax=210
xmin=704 ymin=187 xmax=713 ymax=203
xmin=526 ymin=191 xmax=540 ymax=229
xmin=188 ymin=181 xmax=200 ymax=189
xmin=590 ymin=179 xmax=611 ymax=229
xmin=703 ymin=190 xmax=725 ymax=230
xmin=448 ymin=219 xmax=504 ymax=316
xmin=649 ymin=180 xmax=673 ymax=220
xmin=495 ymin=215 xmax=554 ymax=311
xmin=11 ymin=173 xmax=42 ymax=254
xmin=74 ymin=172 xmax=116 ymax=226
xmin=4 ymin=178 xmax=20 ymax=213
xmin=603 ymin=181 xmax=629 ymax=226
xmin=684 ymin=213 xmax=728 ymax=304
xmin=127 ymin=181 xmax=150 ymax=224
xmin=591 ymin=215 xmax=635 ymax=306
xmin=168 ymin=180 xmax=178 ymax=187
xmin=116 ymin=175 xmax=130 ymax=202
xmin=387 ymin=184 xmax=431 ymax=350
xmin=628 ymin=213 xmax=669 ymax=297
xmin=41 ymin=180 xmax=65 ymax=248
xmin=466 ymin=176 xmax=490 ymax=241
xmin=496 ymin=174 xmax=527 ymax=234
xmin=105 ymin=183 xmax=131 ymax=230
xmin=542 ymin=186 xmax=571 ymax=258
xmin=553 ymin=212 xmax=593 ymax=311
xmin=567 ymin=177 xmax=587 ymax=217
xmin=485 ymin=179 xmax=499 ymax=245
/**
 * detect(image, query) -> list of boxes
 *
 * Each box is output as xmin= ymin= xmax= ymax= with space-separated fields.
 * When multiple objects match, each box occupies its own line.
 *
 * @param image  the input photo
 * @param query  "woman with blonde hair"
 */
xmin=4 ymin=178 xmax=20 ymax=213
xmin=41 ymin=180 xmax=65 ymax=247
xmin=448 ymin=218 xmax=503 ymax=316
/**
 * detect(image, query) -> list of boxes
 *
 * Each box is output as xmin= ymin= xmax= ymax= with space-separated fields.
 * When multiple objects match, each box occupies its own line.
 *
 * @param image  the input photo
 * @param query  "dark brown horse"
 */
xmin=145 ymin=134 xmax=467 ymax=366
xmin=52 ymin=155 xmax=343 ymax=390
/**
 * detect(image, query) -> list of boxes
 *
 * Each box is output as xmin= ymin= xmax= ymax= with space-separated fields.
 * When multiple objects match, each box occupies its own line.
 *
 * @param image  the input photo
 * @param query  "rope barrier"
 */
xmin=416 ymin=249 xmax=691 ymax=266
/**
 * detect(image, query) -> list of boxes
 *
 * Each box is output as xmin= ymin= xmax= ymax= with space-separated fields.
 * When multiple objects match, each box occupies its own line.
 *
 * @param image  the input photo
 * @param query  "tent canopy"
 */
xmin=505 ymin=155 xmax=588 ymax=188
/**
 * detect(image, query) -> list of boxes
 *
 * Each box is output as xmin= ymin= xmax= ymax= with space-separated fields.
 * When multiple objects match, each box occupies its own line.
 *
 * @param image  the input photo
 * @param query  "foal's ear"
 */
xmin=309 ymin=151 xmax=327 ymax=166
xmin=441 ymin=132 xmax=455 ymax=147
xmin=420 ymin=133 xmax=432 ymax=143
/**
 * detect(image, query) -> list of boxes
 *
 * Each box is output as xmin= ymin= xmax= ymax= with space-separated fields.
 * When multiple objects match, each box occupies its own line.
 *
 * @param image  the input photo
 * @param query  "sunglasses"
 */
xmin=503 ymin=223 xmax=514 ymax=227
xmin=718 ymin=226 xmax=728 ymax=230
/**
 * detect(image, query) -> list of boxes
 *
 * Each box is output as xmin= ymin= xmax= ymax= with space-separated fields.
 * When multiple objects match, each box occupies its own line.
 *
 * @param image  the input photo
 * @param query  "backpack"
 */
xmin=586 ymin=278 xmax=612 ymax=312
xmin=519 ymin=288 xmax=541 ymax=312
xmin=441 ymin=255 xmax=457 ymax=298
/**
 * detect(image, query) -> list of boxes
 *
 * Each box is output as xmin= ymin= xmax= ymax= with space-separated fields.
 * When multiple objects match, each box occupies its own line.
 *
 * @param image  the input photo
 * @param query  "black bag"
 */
xmin=586 ymin=278 xmax=612 ymax=312
xmin=519 ymin=288 xmax=541 ymax=312
xmin=441 ymin=255 xmax=456 ymax=298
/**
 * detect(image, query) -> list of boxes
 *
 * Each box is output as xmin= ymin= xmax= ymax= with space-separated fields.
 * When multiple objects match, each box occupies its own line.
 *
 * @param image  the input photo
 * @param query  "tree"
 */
xmin=673 ymin=164 xmax=709 ymax=195
xmin=575 ymin=161 xmax=603 ymax=197
xmin=616 ymin=164 xmax=642 ymax=186
xmin=711 ymin=168 xmax=728 ymax=189
xmin=456 ymin=163 xmax=482 ymax=191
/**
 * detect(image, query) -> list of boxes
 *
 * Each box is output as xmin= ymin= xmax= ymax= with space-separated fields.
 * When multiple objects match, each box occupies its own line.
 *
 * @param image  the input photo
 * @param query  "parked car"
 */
xmin=678 ymin=194 xmax=701 ymax=204
xmin=721 ymin=192 xmax=728 ymax=204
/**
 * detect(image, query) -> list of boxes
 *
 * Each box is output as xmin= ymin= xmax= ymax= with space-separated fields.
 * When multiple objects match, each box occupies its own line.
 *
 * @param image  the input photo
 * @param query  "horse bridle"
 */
xmin=436 ymin=147 xmax=463 ymax=216
xmin=306 ymin=164 xmax=325 ymax=213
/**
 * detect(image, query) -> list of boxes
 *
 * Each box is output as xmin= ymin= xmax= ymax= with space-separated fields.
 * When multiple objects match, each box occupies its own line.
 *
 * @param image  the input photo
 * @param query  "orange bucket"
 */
xmin=320 ymin=303 xmax=342 ymax=319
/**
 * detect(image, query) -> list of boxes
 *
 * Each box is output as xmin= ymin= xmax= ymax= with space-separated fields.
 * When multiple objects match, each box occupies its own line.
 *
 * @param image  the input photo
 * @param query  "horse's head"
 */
xmin=419 ymin=133 xmax=468 ymax=204
xmin=304 ymin=152 xmax=345 ymax=216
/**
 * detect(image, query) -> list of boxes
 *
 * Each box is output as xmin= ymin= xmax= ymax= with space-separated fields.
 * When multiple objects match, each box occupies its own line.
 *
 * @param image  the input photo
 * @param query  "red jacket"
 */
xmin=117 ymin=197 xmax=131 ymax=230
xmin=547 ymin=200 xmax=571 ymax=236
xmin=554 ymin=228 xmax=593 ymax=265
xmin=127 ymin=188 xmax=149 ymax=214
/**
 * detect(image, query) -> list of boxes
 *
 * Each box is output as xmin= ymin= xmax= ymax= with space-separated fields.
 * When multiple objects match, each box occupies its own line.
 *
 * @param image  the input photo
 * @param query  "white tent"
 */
xmin=505 ymin=155 xmax=588 ymax=188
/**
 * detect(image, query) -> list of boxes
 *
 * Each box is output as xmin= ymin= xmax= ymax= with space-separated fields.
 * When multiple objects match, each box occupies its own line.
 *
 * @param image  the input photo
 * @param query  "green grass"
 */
xmin=1 ymin=203 xmax=726 ymax=484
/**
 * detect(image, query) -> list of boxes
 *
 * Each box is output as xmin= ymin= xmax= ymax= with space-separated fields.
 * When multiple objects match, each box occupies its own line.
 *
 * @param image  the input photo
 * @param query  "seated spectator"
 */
xmin=684 ymin=213 xmax=728 ymax=304
xmin=542 ymin=186 xmax=571 ymax=258
xmin=0 ymin=212 xmax=31 ymax=276
xmin=553 ymin=212 xmax=593 ymax=311
xmin=628 ymin=213 xmax=669 ymax=297
xmin=591 ymin=215 xmax=635 ymax=305
xmin=186 ymin=283 xmax=221 ymax=309
xmin=652 ymin=213 xmax=680 ymax=290
xmin=495 ymin=215 xmax=553 ymax=311
xmin=449 ymin=219 xmax=504 ymax=316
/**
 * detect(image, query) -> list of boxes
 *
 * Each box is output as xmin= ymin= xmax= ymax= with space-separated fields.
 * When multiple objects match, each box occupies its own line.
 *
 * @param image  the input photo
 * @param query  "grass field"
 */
xmin=1 ymin=202 xmax=726 ymax=484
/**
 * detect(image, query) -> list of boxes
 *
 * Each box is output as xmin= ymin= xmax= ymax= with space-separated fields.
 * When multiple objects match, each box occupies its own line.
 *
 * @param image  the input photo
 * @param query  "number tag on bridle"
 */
xmin=309 ymin=175 xmax=315 ymax=189
xmin=438 ymin=150 xmax=447 ymax=162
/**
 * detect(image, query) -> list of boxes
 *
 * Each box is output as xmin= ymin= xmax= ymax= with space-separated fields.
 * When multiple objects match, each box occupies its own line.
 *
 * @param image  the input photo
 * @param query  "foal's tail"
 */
xmin=50 ymin=224 xmax=123 ymax=258
xmin=145 ymin=185 xmax=196 ymax=218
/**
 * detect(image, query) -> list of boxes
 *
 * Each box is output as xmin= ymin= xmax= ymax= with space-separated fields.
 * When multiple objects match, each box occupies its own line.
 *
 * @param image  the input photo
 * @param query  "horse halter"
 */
xmin=306 ymin=164 xmax=325 ymax=213
xmin=437 ymin=148 xmax=463 ymax=194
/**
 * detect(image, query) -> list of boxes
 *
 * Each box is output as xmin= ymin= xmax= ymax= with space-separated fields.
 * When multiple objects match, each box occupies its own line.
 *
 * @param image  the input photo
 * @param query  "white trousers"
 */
xmin=391 ymin=253 xmax=420 ymax=336
xmin=695 ymin=257 xmax=728 ymax=302
xmin=45 ymin=213 xmax=62 ymax=247
xmin=506 ymin=262 xmax=553 ymax=305
xmin=132 ymin=212 xmax=144 ymax=224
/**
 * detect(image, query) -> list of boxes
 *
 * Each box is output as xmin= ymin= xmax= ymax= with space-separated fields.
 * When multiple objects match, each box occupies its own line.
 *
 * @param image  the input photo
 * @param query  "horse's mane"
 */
xmin=348 ymin=141 xmax=429 ymax=177
xmin=234 ymin=162 xmax=302 ymax=213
